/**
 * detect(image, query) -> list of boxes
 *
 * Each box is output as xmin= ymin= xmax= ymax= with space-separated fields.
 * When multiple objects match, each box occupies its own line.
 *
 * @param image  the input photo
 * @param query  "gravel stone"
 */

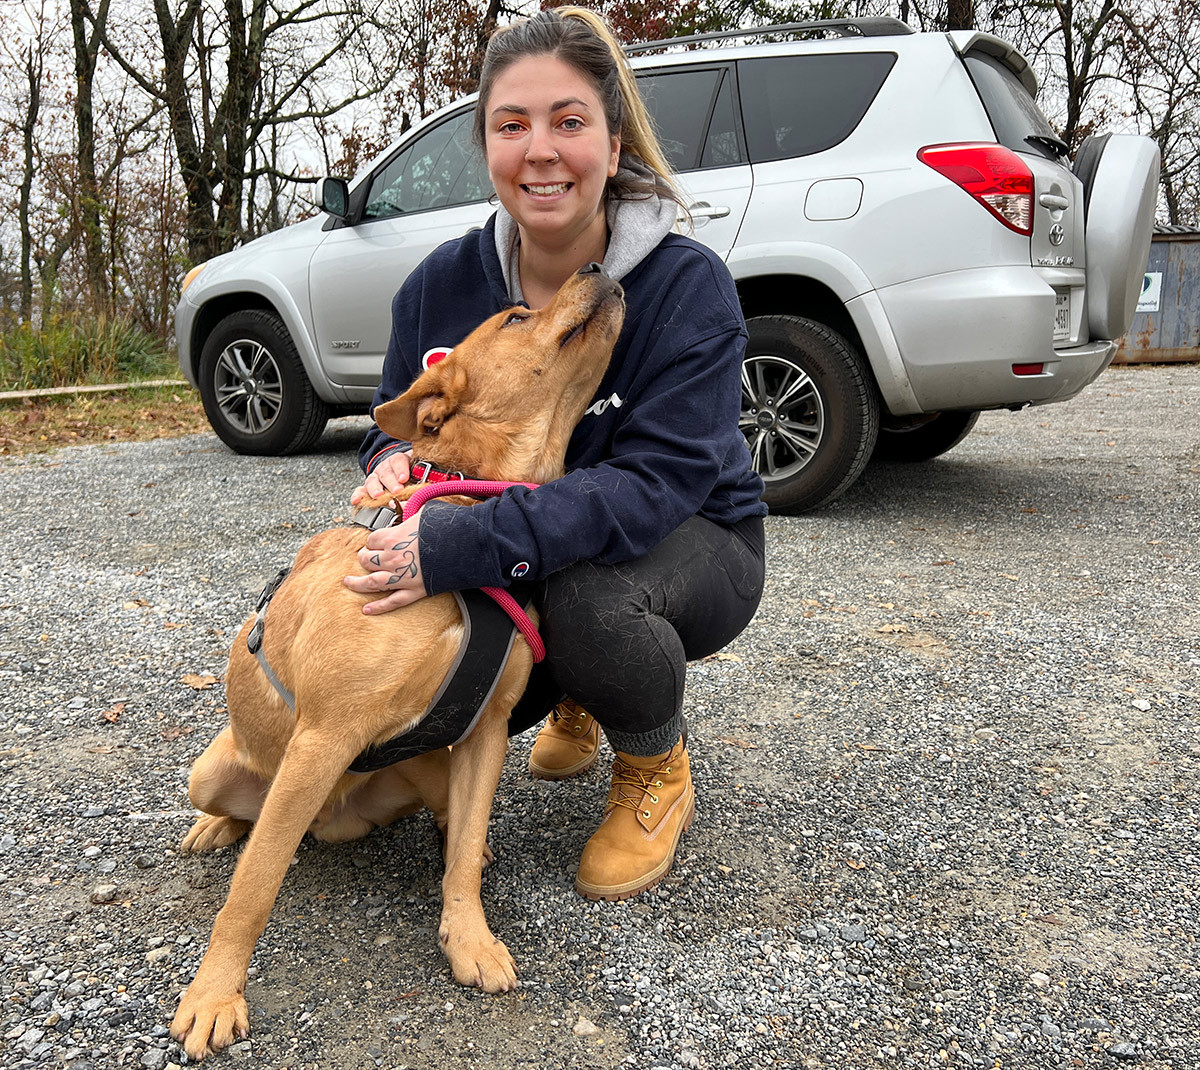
xmin=2 ymin=367 xmax=1198 ymax=1070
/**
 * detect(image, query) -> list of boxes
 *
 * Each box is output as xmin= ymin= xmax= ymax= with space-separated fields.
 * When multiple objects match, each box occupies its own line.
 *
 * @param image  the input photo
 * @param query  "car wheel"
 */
xmin=741 ymin=316 xmax=879 ymax=513
xmin=874 ymin=411 xmax=980 ymax=463
xmin=198 ymin=309 xmax=329 ymax=455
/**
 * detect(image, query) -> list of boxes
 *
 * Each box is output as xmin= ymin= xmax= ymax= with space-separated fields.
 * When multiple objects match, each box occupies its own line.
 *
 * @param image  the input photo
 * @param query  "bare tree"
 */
xmin=1115 ymin=0 xmax=1200 ymax=224
xmin=0 ymin=1 xmax=59 ymax=321
xmin=69 ymin=0 xmax=112 ymax=313
xmin=89 ymin=1 xmax=415 ymax=263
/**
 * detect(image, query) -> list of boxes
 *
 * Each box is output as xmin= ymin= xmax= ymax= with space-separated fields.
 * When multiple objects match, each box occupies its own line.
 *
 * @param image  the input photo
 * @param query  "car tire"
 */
xmin=741 ymin=316 xmax=879 ymax=513
xmin=198 ymin=310 xmax=330 ymax=456
xmin=874 ymin=411 xmax=980 ymax=463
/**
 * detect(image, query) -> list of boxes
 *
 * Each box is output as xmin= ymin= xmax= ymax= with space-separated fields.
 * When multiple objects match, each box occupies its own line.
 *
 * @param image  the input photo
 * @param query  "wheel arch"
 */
xmin=187 ymin=291 xmax=277 ymax=381
xmin=185 ymin=285 xmax=343 ymax=403
xmin=736 ymin=274 xmax=866 ymax=356
xmin=733 ymin=271 xmax=921 ymax=416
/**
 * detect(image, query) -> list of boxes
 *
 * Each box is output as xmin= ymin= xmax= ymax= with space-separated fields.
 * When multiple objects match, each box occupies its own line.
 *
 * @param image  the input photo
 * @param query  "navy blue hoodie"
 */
xmin=358 ymin=214 xmax=766 ymax=595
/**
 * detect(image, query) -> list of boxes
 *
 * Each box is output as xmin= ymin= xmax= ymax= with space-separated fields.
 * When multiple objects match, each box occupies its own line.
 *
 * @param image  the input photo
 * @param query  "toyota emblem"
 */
xmin=1049 ymin=223 xmax=1065 ymax=247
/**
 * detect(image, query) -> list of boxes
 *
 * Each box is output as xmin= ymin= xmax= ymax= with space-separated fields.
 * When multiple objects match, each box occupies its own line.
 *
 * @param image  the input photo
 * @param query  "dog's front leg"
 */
xmin=439 ymin=708 xmax=517 ymax=992
xmin=170 ymin=729 xmax=354 ymax=1061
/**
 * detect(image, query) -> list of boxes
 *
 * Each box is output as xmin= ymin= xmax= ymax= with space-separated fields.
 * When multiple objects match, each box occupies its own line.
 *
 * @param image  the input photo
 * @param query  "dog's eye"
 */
xmin=502 ymin=311 xmax=530 ymax=327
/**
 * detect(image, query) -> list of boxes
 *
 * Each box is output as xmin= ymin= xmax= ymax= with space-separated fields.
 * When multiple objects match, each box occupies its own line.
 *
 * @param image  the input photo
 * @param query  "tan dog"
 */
xmin=169 ymin=269 xmax=624 ymax=1061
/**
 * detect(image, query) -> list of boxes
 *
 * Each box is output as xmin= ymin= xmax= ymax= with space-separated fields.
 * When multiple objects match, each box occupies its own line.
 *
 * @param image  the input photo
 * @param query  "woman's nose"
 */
xmin=524 ymin=125 xmax=558 ymax=163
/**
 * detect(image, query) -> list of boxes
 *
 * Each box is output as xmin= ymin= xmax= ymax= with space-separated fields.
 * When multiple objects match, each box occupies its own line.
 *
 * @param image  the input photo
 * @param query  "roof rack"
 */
xmin=624 ymin=17 xmax=915 ymax=55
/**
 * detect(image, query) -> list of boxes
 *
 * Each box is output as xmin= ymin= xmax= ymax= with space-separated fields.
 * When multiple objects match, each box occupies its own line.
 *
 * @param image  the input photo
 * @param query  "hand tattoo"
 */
xmin=382 ymin=534 xmax=419 ymax=586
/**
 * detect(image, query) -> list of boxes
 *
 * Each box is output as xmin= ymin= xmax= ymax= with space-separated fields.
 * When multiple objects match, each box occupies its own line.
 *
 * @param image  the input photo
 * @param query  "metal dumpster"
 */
xmin=1114 ymin=226 xmax=1200 ymax=364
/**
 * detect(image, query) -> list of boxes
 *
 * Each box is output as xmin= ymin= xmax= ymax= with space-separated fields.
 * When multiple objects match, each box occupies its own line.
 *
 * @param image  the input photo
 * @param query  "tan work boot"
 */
xmin=528 ymin=699 xmax=601 ymax=780
xmin=575 ymin=739 xmax=694 ymax=901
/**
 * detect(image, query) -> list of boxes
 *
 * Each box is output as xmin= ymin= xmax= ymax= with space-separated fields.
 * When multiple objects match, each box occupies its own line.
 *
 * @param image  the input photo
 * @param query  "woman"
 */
xmin=345 ymin=7 xmax=766 ymax=901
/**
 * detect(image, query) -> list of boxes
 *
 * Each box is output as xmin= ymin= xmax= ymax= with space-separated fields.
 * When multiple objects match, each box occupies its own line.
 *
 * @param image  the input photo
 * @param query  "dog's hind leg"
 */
xmin=180 ymin=728 xmax=269 ymax=854
xmin=438 ymin=708 xmax=517 ymax=993
xmin=170 ymin=727 xmax=358 ymax=1062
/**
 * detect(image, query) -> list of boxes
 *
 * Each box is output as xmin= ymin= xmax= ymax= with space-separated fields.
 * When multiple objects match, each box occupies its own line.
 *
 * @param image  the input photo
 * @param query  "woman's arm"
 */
xmin=416 ymin=316 xmax=750 ymax=593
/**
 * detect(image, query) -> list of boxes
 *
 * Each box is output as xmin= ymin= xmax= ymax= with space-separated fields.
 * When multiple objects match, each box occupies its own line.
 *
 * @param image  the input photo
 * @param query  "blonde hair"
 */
xmin=472 ymin=6 xmax=684 ymax=207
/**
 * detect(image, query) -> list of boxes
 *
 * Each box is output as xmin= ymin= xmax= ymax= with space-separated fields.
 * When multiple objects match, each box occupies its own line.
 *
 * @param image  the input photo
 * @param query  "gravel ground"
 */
xmin=2 ymin=363 xmax=1197 ymax=1070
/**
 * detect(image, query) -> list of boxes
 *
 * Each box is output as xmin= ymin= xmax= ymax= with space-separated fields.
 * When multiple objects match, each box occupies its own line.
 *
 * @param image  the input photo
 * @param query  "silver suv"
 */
xmin=175 ymin=18 xmax=1159 ymax=512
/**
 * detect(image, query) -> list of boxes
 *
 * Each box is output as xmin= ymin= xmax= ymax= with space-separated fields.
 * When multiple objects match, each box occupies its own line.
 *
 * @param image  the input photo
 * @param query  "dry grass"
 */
xmin=0 ymin=385 xmax=211 ymax=457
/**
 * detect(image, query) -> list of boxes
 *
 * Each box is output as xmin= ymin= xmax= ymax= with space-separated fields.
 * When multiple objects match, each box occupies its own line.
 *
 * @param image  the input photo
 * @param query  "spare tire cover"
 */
xmin=1076 ymin=134 xmax=1161 ymax=340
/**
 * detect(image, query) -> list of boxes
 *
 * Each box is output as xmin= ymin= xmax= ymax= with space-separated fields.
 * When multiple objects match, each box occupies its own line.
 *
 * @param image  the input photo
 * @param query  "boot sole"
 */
xmin=528 ymin=744 xmax=600 ymax=781
xmin=574 ymin=788 xmax=695 ymax=902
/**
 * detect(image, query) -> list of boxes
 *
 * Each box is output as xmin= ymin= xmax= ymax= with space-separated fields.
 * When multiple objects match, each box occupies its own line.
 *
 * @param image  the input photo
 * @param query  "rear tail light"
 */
xmin=918 ymin=143 xmax=1034 ymax=235
xmin=1012 ymin=363 xmax=1044 ymax=376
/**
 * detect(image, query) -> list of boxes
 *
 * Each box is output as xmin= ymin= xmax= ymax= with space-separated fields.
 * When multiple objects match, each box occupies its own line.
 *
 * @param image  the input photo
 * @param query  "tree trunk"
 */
xmin=152 ymin=0 xmax=221 ymax=264
xmin=18 ymin=44 xmax=41 ymax=322
xmin=946 ymin=0 xmax=974 ymax=31
xmin=69 ymin=0 xmax=110 ymax=315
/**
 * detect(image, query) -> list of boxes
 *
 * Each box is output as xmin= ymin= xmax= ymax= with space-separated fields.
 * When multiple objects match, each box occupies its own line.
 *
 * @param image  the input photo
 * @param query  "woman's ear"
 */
xmin=608 ymin=135 xmax=621 ymax=178
xmin=375 ymin=361 xmax=469 ymax=441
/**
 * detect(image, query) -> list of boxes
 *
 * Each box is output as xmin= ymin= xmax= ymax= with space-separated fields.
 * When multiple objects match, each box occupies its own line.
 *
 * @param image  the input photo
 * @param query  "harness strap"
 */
xmin=247 ymin=567 xmax=296 ymax=711
xmin=347 ymin=589 xmax=521 ymax=772
xmin=400 ymin=479 xmax=545 ymax=662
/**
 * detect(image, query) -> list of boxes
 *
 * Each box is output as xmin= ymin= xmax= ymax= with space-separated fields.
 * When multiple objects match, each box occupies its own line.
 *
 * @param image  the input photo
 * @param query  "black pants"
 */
xmin=509 ymin=514 xmax=765 ymax=756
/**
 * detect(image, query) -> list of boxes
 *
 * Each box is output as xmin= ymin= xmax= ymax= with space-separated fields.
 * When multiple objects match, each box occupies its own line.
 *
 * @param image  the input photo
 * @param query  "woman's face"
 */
xmin=483 ymin=54 xmax=621 ymax=253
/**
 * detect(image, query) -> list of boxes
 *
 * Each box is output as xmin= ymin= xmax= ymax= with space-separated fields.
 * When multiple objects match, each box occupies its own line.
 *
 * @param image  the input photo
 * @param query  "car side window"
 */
xmin=637 ymin=68 xmax=742 ymax=172
xmin=738 ymin=53 xmax=896 ymax=163
xmin=700 ymin=72 xmax=742 ymax=168
xmin=363 ymin=110 xmax=490 ymax=220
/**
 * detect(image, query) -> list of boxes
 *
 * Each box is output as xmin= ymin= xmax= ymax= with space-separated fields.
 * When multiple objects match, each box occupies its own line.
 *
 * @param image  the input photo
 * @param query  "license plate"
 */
xmin=1053 ymin=291 xmax=1071 ymax=341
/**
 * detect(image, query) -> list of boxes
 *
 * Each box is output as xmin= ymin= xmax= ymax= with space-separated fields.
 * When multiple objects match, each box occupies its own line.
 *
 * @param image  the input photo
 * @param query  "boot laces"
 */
xmin=549 ymin=699 xmax=590 ymax=733
xmin=610 ymin=756 xmax=672 ymax=818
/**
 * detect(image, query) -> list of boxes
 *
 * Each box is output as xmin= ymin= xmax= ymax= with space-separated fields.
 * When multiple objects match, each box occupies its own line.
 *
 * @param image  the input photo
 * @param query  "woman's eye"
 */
xmin=498 ymin=121 xmax=524 ymax=135
xmin=560 ymin=118 xmax=583 ymax=131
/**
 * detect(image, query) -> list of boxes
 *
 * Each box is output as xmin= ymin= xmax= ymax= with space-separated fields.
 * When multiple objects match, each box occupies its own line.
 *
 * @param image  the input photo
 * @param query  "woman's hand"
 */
xmin=350 ymin=449 xmax=412 ymax=506
xmin=344 ymin=511 xmax=427 ymax=614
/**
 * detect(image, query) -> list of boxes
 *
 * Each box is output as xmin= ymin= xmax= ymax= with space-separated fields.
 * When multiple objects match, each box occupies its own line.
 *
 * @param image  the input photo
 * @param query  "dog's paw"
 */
xmin=180 ymin=815 xmax=252 ymax=853
xmin=439 ymin=924 xmax=518 ymax=993
xmin=170 ymin=984 xmax=250 ymax=1061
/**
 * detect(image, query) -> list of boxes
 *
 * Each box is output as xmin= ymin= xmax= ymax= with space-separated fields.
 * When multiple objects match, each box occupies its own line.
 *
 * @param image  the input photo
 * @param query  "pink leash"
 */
xmin=401 ymin=480 xmax=546 ymax=662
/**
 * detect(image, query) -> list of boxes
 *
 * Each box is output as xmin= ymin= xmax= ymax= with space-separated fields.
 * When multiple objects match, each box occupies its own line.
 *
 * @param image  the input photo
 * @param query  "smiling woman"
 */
xmin=349 ymin=6 xmax=766 ymax=905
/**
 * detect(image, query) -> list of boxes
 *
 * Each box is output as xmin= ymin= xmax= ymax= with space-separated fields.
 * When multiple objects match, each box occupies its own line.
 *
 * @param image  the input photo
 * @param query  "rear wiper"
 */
xmin=1026 ymin=133 xmax=1069 ymax=159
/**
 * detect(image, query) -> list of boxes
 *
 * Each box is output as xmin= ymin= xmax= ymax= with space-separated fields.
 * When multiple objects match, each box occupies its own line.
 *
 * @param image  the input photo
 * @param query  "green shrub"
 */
xmin=0 ymin=317 xmax=173 ymax=391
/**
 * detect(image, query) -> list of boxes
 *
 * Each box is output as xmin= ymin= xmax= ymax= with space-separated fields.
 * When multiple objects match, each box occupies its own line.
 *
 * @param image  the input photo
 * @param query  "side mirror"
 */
xmin=316 ymin=177 xmax=351 ymax=220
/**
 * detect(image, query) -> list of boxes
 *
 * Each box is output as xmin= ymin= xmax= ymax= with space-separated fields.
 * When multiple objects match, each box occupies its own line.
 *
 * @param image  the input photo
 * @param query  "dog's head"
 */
xmin=375 ymin=266 xmax=624 ymax=484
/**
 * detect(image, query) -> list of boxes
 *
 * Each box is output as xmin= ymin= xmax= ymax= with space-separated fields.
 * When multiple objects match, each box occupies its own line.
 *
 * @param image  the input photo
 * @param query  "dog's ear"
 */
xmin=375 ymin=361 xmax=469 ymax=441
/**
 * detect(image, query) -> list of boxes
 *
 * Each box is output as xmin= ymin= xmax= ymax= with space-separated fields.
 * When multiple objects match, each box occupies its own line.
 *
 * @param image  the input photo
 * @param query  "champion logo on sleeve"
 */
xmin=585 ymin=393 xmax=624 ymax=417
xmin=422 ymin=347 xmax=454 ymax=370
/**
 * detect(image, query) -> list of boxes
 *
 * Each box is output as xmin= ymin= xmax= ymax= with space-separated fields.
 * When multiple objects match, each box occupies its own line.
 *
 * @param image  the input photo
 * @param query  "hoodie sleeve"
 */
xmin=416 ymin=254 xmax=751 ymax=592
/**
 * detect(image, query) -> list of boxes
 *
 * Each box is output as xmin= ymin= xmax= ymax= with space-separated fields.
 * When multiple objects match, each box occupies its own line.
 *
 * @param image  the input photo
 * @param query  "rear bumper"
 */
xmin=875 ymin=266 xmax=1116 ymax=411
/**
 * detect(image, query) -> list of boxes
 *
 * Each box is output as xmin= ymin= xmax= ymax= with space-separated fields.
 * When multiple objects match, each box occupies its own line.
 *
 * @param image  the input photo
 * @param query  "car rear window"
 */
xmin=737 ymin=52 xmax=896 ymax=163
xmin=963 ymin=52 xmax=1062 ymax=155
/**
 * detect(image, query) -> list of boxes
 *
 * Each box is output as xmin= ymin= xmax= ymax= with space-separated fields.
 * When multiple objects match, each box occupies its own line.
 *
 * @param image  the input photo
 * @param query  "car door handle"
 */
xmin=687 ymin=202 xmax=732 ymax=219
xmin=1039 ymin=193 xmax=1070 ymax=210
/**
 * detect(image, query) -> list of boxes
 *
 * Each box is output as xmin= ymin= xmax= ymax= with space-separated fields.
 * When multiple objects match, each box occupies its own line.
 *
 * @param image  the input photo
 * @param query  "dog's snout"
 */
xmin=577 ymin=262 xmax=604 ymax=276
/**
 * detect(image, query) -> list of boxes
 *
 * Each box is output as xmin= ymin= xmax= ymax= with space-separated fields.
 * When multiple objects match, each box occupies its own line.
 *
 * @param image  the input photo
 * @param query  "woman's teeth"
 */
xmin=525 ymin=183 xmax=570 ymax=195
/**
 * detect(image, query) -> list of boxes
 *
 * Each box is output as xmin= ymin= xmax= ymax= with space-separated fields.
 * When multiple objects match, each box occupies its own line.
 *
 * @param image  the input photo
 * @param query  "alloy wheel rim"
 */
xmin=213 ymin=338 xmax=284 ymax=434
xmin=739 ymin=353 xmax=824 ymax=481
